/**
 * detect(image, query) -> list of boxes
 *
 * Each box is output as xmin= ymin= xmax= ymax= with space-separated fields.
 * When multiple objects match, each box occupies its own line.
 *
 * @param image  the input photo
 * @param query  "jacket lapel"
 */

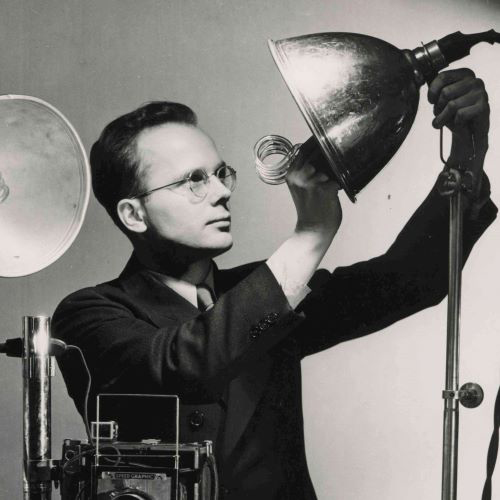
xmin=118 ymin=254 xmax=200 ymax=326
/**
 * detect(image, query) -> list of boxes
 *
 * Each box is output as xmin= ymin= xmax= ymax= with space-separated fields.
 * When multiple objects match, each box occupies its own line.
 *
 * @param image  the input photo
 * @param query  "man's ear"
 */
xmin=117 ymin=198 xmax=147 ymax=233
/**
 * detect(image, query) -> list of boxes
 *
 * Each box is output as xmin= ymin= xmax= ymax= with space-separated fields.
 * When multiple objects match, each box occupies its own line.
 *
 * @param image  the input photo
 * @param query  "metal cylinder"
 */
xmin=23 ymin=316 xmax=52 ymax=500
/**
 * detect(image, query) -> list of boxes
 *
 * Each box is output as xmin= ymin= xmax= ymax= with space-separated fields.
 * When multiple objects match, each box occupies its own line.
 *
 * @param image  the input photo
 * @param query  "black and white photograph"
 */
xmin=0 ymin=1 xmax=499 ymax=499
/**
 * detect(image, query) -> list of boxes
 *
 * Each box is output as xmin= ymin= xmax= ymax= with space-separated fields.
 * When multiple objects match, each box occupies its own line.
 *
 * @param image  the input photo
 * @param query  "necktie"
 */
xmin=196 ymin=284 xmax=215 ymax=312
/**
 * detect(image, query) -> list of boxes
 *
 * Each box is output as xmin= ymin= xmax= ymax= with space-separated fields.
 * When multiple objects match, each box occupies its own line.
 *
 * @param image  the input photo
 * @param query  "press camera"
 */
xmin=59 ymin=437 xmax=216 ymax=500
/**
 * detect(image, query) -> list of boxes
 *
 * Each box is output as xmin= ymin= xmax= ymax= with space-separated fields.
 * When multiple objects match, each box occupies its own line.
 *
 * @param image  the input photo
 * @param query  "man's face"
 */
xmin=135 ymin=124 xmax=233 ymax=256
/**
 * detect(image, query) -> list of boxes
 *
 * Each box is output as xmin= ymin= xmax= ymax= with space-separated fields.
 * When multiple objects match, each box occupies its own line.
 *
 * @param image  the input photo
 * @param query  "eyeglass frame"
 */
xmin=129 ymin=164 xmax=237 ymax=200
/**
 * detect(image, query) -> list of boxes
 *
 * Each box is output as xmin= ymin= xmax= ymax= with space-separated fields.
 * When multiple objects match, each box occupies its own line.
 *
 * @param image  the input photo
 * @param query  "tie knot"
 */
xmin=196 ymin=284 xmax=215 ymax=312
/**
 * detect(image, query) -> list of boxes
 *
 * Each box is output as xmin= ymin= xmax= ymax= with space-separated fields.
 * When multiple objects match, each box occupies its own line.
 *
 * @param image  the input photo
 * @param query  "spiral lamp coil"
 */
xmin=253 ymin=135 xmax=299 ymax=185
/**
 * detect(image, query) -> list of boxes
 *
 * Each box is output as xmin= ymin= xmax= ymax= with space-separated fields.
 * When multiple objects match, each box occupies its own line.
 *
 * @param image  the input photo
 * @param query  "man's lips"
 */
xmin=207 ymin=216 xmax=231 ymax=225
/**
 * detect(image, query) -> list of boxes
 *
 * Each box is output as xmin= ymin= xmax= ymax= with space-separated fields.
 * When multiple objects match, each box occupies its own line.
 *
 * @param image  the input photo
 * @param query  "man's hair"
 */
xmin=90 ymin=101 xmax=198 ymax=228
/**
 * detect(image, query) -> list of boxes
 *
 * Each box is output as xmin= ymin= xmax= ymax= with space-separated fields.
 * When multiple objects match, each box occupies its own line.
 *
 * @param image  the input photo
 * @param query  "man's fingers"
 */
xmin=427 ymin=68 xmax=476 ymax=104
xmin=288 ymin=171 xmax=332 ymax=187
xmin=433 ymin=91 xmax=477 ymax=128
xmin=453 ymin=103 xmax=490 ymax=132
xmin=432 ymin=90 xmax=488 ymax=129
xmin=431 ymin=69 xmax=490 ymax=164
xmin=314 ymin=173 xmax=332 ymax=183
xmin=433 ymin=77 xmax=481 ymax=114
xmin=288 ymin=159 xmax=333 ymax=184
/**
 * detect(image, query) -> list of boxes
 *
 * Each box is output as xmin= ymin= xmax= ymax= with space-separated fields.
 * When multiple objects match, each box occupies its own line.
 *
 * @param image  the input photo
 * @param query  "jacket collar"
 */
xmin=116 ymin=253 xmax=251 ymax=325
xmin=117 ymin=253 xmax=200 ymax=325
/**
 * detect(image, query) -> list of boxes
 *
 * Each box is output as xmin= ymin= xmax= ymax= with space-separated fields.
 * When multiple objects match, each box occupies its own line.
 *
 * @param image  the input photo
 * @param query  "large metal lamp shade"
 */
xmin=268 ymin=32 xmax=420 ymax=201
xmin=255 ymin=30 xmax=500 ymax=202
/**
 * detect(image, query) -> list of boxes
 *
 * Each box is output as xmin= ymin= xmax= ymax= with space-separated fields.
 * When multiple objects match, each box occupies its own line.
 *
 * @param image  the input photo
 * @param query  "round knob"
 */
xmin=459 ymin=382 xmax=484 ymax=409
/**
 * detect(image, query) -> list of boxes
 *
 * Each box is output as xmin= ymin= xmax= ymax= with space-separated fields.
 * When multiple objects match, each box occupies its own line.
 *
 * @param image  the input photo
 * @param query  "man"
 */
xmin=53 ymin=68 xmax=496 ymax=499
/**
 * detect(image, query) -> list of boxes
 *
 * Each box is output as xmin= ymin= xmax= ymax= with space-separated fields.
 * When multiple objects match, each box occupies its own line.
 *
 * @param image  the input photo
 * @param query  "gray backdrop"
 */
xmin=1 ymin=0 xmax=499 ymax=498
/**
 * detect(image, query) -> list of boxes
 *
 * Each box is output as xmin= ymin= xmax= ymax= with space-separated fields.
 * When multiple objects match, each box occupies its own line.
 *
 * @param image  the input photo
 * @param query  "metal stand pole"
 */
xmin=23 ymin=316 xmax=53 ymax=500
xmin=438 ymin=135 xmax=485 ymax=499
xmin=441 ymin=185 xmax=463 ymax=500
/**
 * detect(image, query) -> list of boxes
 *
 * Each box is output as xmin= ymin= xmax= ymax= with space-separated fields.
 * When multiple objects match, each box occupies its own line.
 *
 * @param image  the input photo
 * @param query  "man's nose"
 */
xmin=207 ymin=176 xmax=232 ymax=204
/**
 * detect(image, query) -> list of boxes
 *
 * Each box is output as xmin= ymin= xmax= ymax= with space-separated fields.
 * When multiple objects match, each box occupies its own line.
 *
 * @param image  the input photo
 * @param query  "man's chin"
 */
xmin=206 ymin=236 xmax=233 ymax=257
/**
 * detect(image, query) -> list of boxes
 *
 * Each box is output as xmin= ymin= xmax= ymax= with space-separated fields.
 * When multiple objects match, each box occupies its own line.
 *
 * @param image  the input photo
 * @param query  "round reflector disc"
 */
xmin=0 ymin=95 xmax=90 ymax=277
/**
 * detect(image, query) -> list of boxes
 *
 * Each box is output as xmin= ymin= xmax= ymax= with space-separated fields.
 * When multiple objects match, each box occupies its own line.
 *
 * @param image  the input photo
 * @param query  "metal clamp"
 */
xmin=442 ymin=382 xmax=484 ymax=409
xmin=438 ymin=168 xmax=476 ymax=198
xmin=438 ymin=169 xmax=461 ymax=196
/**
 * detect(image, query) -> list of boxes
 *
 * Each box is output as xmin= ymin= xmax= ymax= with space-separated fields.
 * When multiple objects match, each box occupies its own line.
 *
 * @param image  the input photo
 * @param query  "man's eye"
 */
xmin=216 ymin=166 xmax=230 ymax=179
xmin=190 ymin=170 xmax=206 ymax=184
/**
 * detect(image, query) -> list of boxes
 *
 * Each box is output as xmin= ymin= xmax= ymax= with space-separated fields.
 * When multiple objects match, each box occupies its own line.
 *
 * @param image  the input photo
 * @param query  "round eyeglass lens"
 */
xmin=189 ymin=169 xmax=208 ymax=197
xmin=218 ymin=166 xmax=236 ymax=191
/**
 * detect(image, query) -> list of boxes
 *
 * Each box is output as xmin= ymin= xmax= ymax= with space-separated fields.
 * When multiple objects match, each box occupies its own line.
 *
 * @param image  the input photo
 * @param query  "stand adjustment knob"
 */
xmin=459 ymin=382 xmax=484 ymax=409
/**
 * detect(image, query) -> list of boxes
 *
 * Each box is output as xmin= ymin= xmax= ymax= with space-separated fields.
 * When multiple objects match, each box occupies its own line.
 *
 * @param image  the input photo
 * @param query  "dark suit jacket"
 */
xmin=53 ymin=186 xmax=497 ymax=499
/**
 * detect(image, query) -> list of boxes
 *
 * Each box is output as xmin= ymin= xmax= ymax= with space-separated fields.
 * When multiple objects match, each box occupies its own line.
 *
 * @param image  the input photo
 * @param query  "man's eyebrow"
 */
xmin=188 ymin=160 xmax=227 ymax=174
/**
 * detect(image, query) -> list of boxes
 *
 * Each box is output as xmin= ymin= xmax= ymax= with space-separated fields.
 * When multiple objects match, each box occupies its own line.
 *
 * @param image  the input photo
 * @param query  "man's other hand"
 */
xmin=286 ymin=147 xmax=342 ymax=242
xmin=428 ymin=68 xmax=489 ymax=159
xmin=428 ymin=68 xmax=490 ymax=198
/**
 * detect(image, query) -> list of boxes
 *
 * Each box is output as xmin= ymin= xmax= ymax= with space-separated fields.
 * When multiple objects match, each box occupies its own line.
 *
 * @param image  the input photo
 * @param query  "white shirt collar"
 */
xmin=149 ymin=263 xmax=215 ymax=309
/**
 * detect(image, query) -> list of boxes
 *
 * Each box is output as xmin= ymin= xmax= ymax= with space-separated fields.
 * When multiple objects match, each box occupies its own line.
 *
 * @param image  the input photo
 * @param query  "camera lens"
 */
xmin=109 ymin=490 xmax=154 ymax=500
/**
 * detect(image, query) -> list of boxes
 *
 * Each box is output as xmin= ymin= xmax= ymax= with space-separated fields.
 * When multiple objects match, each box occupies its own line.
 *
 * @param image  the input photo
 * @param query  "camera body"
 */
xmin=60 ymin=439 xmax=215 ymax=500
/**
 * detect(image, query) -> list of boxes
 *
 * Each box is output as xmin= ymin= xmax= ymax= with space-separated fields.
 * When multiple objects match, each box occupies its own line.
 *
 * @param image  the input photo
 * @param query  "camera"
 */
xmin=60 ymin=438 xmax=216 ymax=500
xmin=57 ymin=394 xmax=218 ymax=500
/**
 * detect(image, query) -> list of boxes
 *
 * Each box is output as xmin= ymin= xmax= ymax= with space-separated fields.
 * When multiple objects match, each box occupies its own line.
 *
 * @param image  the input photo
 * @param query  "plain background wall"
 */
xmin=1 ymin=0 xmax=499 ymax=498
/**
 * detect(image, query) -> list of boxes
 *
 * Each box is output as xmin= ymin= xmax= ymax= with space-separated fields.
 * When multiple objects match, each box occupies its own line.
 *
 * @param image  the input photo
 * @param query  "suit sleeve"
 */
xmin=53 ymin=263 xmax=305 ymax=412
xmin=296 ymin=180 xmax=498 ymax=358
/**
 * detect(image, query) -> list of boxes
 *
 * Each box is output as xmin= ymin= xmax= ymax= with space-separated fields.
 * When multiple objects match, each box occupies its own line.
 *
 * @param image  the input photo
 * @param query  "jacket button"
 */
xmin=267 ymin=312 xmax=279 ymax=323
xmin=188 ymin=410 xmax=204 ymax=429
xmin=257 ymin=321 xmax=268 ymax=331
xmin=249 ymin=326 xmax=260 ymax=340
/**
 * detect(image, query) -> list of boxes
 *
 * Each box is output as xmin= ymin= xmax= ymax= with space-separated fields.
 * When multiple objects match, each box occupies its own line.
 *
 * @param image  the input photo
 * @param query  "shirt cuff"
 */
xmin=285 ymin=283 xmax=312 ymax=309
xmin=266 ymin=257 xmax=312 ymax=309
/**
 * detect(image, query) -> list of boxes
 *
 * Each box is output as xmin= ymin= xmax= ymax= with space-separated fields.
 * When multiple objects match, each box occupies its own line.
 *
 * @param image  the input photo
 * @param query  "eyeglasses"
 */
xmin=130 ymin=164 xmax=237 ymax=200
